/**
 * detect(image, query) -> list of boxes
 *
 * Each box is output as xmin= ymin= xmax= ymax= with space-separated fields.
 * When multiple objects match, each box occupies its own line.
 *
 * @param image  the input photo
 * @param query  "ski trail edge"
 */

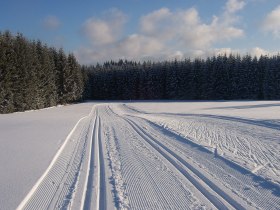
xmin=16 ymin=114 xmax=90 ymax=210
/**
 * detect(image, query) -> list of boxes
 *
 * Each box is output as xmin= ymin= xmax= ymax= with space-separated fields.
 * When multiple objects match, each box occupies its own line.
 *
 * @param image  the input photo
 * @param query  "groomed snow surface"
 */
xmin=0 ymin=101 xmax=280 ymax=210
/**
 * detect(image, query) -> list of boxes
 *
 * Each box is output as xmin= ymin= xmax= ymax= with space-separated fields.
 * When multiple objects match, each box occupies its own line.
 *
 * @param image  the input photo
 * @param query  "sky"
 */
xmin=1 ymin=0 xmax=280 ymax=64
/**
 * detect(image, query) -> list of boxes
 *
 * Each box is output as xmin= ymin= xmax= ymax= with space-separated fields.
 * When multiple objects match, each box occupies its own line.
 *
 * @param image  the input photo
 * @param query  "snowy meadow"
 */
xmin=0 ymin=101 xmax=279 ymax=209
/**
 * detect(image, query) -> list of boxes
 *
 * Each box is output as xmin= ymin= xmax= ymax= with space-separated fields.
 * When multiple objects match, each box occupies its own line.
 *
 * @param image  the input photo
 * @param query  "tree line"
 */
xmin=0 ymin=31 xmax=86 ymax=113
xmin=84 ymin=55 xmax=280 ymax=101
xmin=1 ymin=31 xmax=280 ymax=114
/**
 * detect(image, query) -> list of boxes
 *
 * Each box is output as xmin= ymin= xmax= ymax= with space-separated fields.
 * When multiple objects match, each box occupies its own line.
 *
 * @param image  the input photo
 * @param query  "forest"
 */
xmin=85 ymin=55 xmax=280 ymax=100
xmin=0 ymin=31 xmax=85 ymax=113
xmin=1 ymin=31 xmax=280 ymax=113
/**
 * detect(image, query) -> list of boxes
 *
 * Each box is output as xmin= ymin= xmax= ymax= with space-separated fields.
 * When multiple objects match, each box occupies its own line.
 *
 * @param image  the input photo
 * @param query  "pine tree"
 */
xmin=56 ymin=48 xmax=68 ymax=103
xmin=0 ymin=31 xmax=16 ymax=113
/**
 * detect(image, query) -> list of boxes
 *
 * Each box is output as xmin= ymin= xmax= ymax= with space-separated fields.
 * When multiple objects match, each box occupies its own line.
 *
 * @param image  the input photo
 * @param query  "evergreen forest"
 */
xmin=0 ymin=31 xmax=85 ymax=113
xmin=85 ymin=55 xmax=280 ymax=101
xmin=1 ymin=31 xmax=280 ymax=113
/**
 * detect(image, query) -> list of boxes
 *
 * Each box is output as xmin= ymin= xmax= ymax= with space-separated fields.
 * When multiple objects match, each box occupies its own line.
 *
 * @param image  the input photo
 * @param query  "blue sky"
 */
xmin=1 ymin=0 xmax=280 ymax=64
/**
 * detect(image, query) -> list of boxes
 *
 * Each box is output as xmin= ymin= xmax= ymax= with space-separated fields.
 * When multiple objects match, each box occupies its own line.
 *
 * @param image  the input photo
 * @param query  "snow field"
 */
xmin=2 ymin=101 xmax=279 ymax=210
xmin=0 ymin=103 xmax=94 ymax=210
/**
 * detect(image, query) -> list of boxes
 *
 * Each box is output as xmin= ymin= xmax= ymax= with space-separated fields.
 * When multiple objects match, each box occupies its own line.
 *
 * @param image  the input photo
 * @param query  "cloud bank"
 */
xmin=262 ymin=5 xmax=280 ymax=38
xmin=76 ymin=0 xmax=273 ymax=64
xmin=82 ymin=9 xmax=127 ymax=46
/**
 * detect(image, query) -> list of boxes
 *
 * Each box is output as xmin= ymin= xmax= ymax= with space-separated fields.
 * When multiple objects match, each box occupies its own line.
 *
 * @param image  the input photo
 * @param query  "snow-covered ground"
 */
xmin=0 ymin=103 xmax=94 ymax=210
xmin=125 ymin=101 xmax=280 ymax=184
xmin=1 ymin=101 xmax=279 ymax=210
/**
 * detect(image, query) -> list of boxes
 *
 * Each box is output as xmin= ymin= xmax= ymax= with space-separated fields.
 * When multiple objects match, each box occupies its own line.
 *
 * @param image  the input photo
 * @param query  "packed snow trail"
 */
xmin=111 ymin=104 xmax=280 ymax=209
xmin=100 ymin=105 xmax=213 ymax=209
xmin=16 ymin=103 xmax=280 ymax=210
xmin=16 ymin=106 xmax=97 ymax=210
xmin=122 ymin=103 xmax=280 ymax=185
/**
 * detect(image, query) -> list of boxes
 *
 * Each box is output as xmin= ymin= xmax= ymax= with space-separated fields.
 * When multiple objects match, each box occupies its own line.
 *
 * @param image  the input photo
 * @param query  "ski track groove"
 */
xmin=118 ymin=104 xmax=280 ymax=210
xmin=82 ymin=114 xmax=97 ymax=210
xmin=98 ymin=116 xmax=107 ymax=210
xmin=17 ymin=113 xmax=93 ymax=210
xmin=103 ymin=106 xmax=207 ymax=210
xmin=160 ymin=114 xmax=280 ymax=181
xmin=83 ymin=110 xmax=106 ymax=210
xmin=166 ymin=125 xmax=280 ymax=209
xmin=107 ymin=106 xmax=217 ymax=209
xmin=121 ymin=117 xmax=236 ymax=210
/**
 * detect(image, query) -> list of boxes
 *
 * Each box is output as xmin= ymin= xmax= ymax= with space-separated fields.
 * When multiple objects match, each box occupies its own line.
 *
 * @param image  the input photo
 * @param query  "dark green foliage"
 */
xmin=0 ymin=31 xmax=85 ymax=113
xmin=84 ymin=54 xmax=280 ymax=101
xmin=0 ymin=31 xmax=18 ymax=113
xmin=64 ymin=53 xmax=84 ymax=102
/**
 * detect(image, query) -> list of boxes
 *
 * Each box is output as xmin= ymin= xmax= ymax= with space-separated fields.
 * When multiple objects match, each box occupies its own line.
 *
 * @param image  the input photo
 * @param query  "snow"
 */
xmin=126 ymin=101 xmax=280 ymax=120
xmin=1 ymin=101 xmax=279 ymax=210
xmin=125 ymin=101 xmax=280 ymax=185
xmin=0 ymin=103 xmax=93 ymax=210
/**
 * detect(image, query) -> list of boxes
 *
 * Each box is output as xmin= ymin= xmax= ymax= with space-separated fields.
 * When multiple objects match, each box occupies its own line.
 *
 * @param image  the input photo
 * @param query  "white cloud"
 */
xmin=139 ymin=6 xmax=244 ymax=50
xmin=225 ymin=0 xmax=246 ymax=14
xmin=43 ymin=15 xmax=61 ymax=30
xmin=75 ymin=34 xmax=164 ymax=64
xmin=250 ymin=47 xmax=278 ymax=57
xmin=140 ymin=8 xmax=171 ymax=34
xmin=139 ymin=8 xmax=174 ymax=40
xmin=76 ymin=0 xmax=246 ymax=64
xmin=183 ymin=13 xmax=242 ymax=48
xmin=117 ymin=34 xmax=164 ymax=57
xmin=182 ymin=47 xmax=277 ymax=59
xmin=75 ymin=45 xmax=278 ymax=65
xmin=82 ymin=9 xmax=127 ymax=46
xmin=209 ymin=47 xmax=278 ymax=58
xmin=222 ymin=0 xmax=246 ymax=26
xmin=180 ymin=48 xmax=238 ymax=59
xmin=262 ymin=6 xmax=280 ymax=38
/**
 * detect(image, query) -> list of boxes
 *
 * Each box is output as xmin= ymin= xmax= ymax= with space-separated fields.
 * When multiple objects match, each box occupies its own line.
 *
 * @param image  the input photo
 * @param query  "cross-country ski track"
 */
xmin=15 ymin=103 xmax=280 ymax=210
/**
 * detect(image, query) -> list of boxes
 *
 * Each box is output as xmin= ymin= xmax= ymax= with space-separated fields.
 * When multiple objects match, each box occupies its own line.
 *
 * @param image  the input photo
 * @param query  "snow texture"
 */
xmin=0 ymin=101 xmax=279 ymax=210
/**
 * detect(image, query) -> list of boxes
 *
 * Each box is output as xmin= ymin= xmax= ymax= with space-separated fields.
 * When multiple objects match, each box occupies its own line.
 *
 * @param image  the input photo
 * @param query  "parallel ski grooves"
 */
xmin=103 ymin=106 xmax=200 ymax=209
xmin=17 ymin=115 xmax=91 ymax=210
xmin=83 ymin=113 xmax=100 ymax=210
xmin=98 ymin=117 xmax=107 ymax=210
xmin=123 ymin=116 xmax=245 ymax=210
